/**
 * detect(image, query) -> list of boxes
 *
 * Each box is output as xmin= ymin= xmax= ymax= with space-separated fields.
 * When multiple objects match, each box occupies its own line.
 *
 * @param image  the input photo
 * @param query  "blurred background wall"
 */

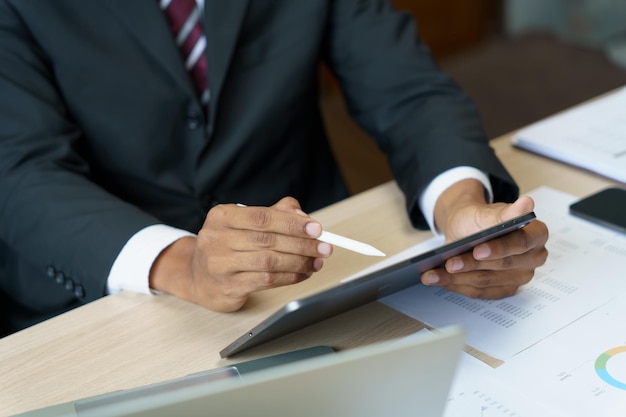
xmin=505 ymin=0 xmax=626 ymax=66
xmin=322 ymin=0 xmax=626 ymax=194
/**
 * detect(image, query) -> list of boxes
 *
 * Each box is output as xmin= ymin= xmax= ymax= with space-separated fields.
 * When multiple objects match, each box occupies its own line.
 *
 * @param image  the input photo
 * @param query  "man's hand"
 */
xmin=421 ymin=179 xmax=549 ymax=299
xmin=149 ymin=197 xmax=332 ymax=312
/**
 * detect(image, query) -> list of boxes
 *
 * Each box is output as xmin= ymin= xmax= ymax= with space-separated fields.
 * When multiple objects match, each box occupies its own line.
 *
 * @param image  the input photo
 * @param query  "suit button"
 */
xmin=47 ymin=265 xmax=56 ymax=279
xmin=186 ymin=110 xmax=203 ymax=129
xmin=74 ymin=285 xmax=85 ymax=299
xmin=55 ymin=272 xmax=65 ymax=285
xmin=64 ymin=278 xmax=75 ymax=291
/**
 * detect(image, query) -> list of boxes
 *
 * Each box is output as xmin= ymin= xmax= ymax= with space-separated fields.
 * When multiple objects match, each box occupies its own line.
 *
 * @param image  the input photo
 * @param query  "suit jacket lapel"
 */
xmin=103 ymin=1 xmax=250 ymax=121
xmin=203 ymin=0 xmax=249 ymax=123
xmin=102 ymin=1 xmax=196 ymax=98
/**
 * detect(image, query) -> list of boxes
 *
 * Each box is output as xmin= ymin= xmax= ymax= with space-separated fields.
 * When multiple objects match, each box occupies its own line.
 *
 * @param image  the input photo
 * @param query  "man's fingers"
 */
xmin=474 ymin=219 xmax=548 ymax=262
xmin=423 ymin=267 xmax=534 ymax=288
xmin=445 ymin=249 xmax=548 ymax=274
xmin=235 ymin=251 xmax=323 ymax=275
xmin=450 ymin=196 xmax=537 ymax=241
xmin=205 ymin=202 xmax=322 ymax=238
xmin=236 ymin=270 xmax=317 ymax=292
xmin=207 ymin=252 xmax=322 ymax=294
xmin=213 ymin=229 xmax=332 ymax=258
xmin=189 ymin=197 xmax=331 ymax=312
xmin=425 ymin=196 xmax=548 ymax=302
xmin=422 ymin=267 xmax=534 ymax=295
xmin=443 ymin=220 xmax=549 ymax=271
xmin=206 ymin=249 xmax=323 ymax=281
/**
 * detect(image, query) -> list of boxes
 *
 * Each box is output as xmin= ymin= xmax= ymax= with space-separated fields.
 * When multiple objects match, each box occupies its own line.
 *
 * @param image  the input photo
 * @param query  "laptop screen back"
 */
xmin=74 ymin=327 xmax=464 ymax=417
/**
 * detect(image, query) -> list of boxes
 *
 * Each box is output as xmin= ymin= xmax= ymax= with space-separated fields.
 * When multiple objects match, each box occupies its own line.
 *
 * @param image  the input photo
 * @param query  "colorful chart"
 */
xmin=595 ymin=346 xmax=626 ymax=390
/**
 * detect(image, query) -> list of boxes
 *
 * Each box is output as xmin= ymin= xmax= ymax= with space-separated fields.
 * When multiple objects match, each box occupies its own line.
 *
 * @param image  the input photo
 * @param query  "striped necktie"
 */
xmin=161 ymin=0 xmax=210 ymax=115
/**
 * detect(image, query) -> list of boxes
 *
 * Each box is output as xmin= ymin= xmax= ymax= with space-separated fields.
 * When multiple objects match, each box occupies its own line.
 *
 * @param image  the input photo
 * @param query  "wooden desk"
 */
xmin=0 ymin=132 xmax=613 ymax=416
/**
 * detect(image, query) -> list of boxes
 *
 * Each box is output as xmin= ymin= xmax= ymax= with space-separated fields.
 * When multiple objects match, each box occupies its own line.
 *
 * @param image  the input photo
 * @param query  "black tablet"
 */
xmin=220 ymin=211 xmax=536 ymax=357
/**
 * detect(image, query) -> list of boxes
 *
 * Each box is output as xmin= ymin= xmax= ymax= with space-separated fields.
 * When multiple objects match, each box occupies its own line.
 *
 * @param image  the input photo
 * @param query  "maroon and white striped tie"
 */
xmin=161 ymin=0 xmax=210 ymax=115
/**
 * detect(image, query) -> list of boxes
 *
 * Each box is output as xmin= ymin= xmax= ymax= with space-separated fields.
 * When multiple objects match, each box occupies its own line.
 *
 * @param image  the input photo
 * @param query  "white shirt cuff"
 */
xmin=107 ymin=224 xmax=196 ymax=295
xmin=419 ymin=166 xmax=493 ymax=235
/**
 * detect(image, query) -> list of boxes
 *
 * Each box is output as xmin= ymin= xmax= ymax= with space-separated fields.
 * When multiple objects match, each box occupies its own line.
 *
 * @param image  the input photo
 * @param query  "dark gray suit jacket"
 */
xmin=0 ymin=0 xmax=517 ymax=335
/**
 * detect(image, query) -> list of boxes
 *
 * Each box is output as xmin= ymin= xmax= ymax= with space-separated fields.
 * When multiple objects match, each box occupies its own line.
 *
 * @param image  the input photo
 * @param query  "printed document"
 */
xmin=512 ymin=87 xmax=626 ymax=183
xmin=494 ymin=292 xmax=626 ymax=417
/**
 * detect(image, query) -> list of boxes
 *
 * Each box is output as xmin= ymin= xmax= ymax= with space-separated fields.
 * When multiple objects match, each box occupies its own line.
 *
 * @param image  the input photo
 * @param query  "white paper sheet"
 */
xmin=400 ymin=329 xmax=568 ymax=416
xmin=513 ymin=88 xmax=626 ymax=183
xmin=444 ymin=353 xmax=569 ymax=417
xmin=512 ymin=87 xmax=626 ymax=183
xmin=494 ymin=293 xmax=626 ymax=417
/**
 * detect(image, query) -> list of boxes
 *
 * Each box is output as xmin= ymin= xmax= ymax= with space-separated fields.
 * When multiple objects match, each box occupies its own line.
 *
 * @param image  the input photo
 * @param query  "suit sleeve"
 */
xmin=322 ymin=0 xmax=519 ymax=228
xmin=0 ymin=3 xmax=159 ymax=304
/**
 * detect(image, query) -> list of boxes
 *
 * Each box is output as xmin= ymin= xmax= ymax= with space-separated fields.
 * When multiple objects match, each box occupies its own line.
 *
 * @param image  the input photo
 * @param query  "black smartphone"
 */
xmin=569 ymin=187 xmax=626 ymax=233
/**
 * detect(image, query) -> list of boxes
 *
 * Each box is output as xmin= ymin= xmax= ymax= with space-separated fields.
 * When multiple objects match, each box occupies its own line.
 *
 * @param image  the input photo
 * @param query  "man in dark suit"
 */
xmin=0 ymin=0 xmax=548 ymax=336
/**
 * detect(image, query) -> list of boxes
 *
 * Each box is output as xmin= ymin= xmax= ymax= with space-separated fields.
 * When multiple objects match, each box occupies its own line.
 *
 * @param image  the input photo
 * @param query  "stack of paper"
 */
xmin=512 ymin=87 xmax=626 ymax=184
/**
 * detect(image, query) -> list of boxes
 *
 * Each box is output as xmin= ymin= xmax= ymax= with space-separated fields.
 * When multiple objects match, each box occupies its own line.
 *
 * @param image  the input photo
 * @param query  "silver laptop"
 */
xmin=14 ymin=326 xmax=464 ymax=417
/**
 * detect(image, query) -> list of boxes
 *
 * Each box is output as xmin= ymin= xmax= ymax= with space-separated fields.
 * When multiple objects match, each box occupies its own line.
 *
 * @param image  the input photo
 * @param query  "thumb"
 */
xmin=471 ymin=196 xmax=535 ymax=233
xmin=501 ymin=195 xmax=535 ymax=221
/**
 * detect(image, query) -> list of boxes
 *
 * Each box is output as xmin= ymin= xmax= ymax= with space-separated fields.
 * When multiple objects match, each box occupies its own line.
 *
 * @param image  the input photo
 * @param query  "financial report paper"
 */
xmin=512 ymin=87 xmax=626 ymax=183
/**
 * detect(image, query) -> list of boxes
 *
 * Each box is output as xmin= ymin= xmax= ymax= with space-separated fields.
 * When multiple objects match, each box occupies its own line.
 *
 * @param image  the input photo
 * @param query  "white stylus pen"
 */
xmin=317 ymin=231 xmax=386 ymax=257
xmin=236 ymin=203 xmax=385 ymax=257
